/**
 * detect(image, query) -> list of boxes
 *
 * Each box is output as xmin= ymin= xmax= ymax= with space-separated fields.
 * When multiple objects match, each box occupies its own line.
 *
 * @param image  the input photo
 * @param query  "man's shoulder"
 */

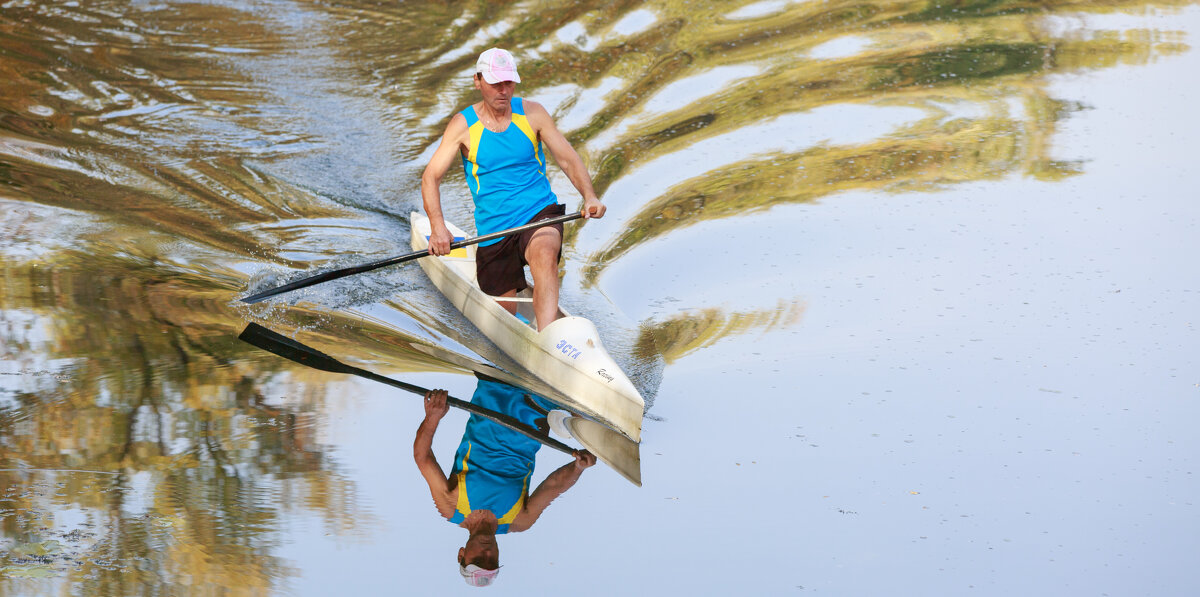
xmin=441 ymin=110 xmax=470 ymax=141
xmin=520 ymin=99 xmax=553 ymax=126
xmin=447 ymin=110 xmax=470 ymax=128
xmin=433 ymin=480 xmax=459 ymax=519
xmin=519 ymin=98 xmax=547 ymax=114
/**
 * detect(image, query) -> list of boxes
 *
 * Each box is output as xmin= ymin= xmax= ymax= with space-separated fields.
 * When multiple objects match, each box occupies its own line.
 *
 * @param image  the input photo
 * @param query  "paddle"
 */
xmin=240 ymin=211 xmax=583 ymax=304
xmin=237 ymin=323 xmax=575 ymax=455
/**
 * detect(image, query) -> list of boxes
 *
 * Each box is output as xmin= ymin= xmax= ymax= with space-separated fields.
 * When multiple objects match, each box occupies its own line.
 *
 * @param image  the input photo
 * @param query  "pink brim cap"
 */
xmin=460 ymin=563 xmax=500 ymax=587
xmin=477 ymin=48 xmax=521 ymax=84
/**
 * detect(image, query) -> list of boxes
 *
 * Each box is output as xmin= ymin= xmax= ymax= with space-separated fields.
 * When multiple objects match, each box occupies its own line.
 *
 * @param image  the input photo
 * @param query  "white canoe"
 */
xmin=409 ymin=212 xmax=644 ymax=442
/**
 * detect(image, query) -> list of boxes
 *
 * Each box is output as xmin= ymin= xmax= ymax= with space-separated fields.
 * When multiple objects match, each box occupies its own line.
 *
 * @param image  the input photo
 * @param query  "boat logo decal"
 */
xmin=596 ymin=368 xmax=614 ymax=382
xmin=555 ymin=339 xmax=582 ymax=360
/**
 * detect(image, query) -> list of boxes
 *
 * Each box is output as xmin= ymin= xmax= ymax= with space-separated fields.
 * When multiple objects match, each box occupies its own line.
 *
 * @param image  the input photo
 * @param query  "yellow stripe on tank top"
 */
xmin=467 ymin=120 xmax=485 ymax=193
xmin=497 ymin=473 xmax=531 ymax=524
xmin=510 ymin=114 xmax=543 ymax=168
xmin=456 ymin=442 xmax=473 ymax=515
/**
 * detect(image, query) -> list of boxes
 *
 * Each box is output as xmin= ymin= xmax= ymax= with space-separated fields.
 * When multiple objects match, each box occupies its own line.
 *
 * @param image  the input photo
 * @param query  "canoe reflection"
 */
xmin=414 ymin=377 xmax=596 ymax=587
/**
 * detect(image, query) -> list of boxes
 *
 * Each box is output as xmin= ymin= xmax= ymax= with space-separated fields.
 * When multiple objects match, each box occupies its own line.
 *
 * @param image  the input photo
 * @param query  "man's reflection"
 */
xmin=413 ymin=377 xmax=595 ymax=587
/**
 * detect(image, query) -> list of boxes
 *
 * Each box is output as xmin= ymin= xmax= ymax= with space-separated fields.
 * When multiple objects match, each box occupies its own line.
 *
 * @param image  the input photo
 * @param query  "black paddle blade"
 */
xmin=239 ymin=323 xmax=428 ymax=395
xmin=239 ymin=264 xmax=377 ymax=304
xmin=237 ymin=323 xmax=354 ymax=375
xmin=240 ymin=275 xmax=329 ymax=304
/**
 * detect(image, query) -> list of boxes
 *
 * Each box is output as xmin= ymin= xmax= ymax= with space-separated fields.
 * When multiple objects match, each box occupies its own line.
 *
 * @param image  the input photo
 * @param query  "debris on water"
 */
xmin=10 ymin=540 xmax=63 ymax=558
xmin=60 ymin=529 xmax=91 ymax=542
xmin=1 ymin=564 xmax=58 ymax=579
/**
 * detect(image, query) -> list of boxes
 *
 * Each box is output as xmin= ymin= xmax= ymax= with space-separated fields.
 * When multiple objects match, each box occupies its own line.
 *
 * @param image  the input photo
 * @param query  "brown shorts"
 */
xmin=476 ymin=203 xmax=565 ymax=296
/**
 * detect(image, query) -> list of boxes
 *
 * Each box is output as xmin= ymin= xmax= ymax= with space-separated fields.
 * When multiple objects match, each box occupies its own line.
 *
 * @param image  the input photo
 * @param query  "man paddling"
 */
xmin=414 ymin=381 xmax=595 ymax=587
xmin=421 ymin=48 xmax=605 ymax=331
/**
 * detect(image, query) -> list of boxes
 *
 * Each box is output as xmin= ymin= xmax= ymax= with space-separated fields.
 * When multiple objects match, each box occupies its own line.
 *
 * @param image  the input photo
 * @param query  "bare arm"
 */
xmin=413 ymin=390 xmax=456 ymax=519
xmin=525 ymin=101 xmax=606 ymax=219
xmin=508 ymin=450 xmax=596 ymax=532
xmin=421 ymin=113 xmax=470 ymax=254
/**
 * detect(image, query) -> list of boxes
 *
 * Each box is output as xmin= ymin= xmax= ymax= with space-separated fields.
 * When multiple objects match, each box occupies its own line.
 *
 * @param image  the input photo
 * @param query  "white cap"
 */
xmin=460 ymin=563 xmax=500 ymax=587
xmin=476 ymin=48 xmax=521 ymax=84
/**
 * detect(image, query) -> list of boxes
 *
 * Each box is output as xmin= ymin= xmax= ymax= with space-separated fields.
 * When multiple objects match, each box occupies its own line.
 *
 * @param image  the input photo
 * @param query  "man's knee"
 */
xmin=525 ymin=230 xmax=561 ymax=267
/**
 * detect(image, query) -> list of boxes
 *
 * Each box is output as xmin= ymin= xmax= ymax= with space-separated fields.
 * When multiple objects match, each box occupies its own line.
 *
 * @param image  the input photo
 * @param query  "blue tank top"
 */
xmin=460 ymin=98 xmax=558 ymax=246
xmin=448 ymin=379 xmax=557 ymax=533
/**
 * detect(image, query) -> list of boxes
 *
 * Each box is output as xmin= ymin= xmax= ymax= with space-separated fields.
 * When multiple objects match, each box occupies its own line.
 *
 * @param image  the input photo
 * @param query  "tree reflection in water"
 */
xmin=0 ymin=259 xmax=353 ymax=592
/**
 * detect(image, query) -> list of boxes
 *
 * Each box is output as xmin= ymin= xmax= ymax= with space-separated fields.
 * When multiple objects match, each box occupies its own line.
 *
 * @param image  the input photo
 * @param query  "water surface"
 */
xmin=2 ymin=0 xmax=1199 ymax=594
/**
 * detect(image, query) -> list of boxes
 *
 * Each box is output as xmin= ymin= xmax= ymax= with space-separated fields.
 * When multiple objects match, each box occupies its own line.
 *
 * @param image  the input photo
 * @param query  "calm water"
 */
xmin=3 ymin=0 xmax=1199 ymax=594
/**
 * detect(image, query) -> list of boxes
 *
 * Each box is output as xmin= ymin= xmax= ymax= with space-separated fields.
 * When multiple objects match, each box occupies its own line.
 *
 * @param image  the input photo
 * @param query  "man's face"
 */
xmin=476 ymin=75 xmax=516 ymax=110
xmin=458 ymin=533 xmax=499 ymax=570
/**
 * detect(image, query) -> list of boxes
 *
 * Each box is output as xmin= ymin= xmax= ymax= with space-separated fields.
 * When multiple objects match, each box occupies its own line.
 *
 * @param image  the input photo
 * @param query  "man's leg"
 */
xmin=524 ymin=226 xmax=562 ymax=331
xmin=497 ymin=289 xmax=518 ymax=316
xmin=477 ymin=234 xmax=527 ymax=317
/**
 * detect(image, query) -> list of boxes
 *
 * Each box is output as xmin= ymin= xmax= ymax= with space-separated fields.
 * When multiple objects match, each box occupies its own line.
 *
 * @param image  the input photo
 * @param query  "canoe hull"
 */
xmin=410 ymin=212 xmax=644 ymax=442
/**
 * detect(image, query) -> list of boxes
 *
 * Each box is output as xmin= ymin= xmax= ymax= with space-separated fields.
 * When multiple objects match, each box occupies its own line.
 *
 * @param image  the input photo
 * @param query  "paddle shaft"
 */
xmin=241 ymin=211 xmax=584 ymax=304
xmin=237 ymin=324 xmax=575 ymax=455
